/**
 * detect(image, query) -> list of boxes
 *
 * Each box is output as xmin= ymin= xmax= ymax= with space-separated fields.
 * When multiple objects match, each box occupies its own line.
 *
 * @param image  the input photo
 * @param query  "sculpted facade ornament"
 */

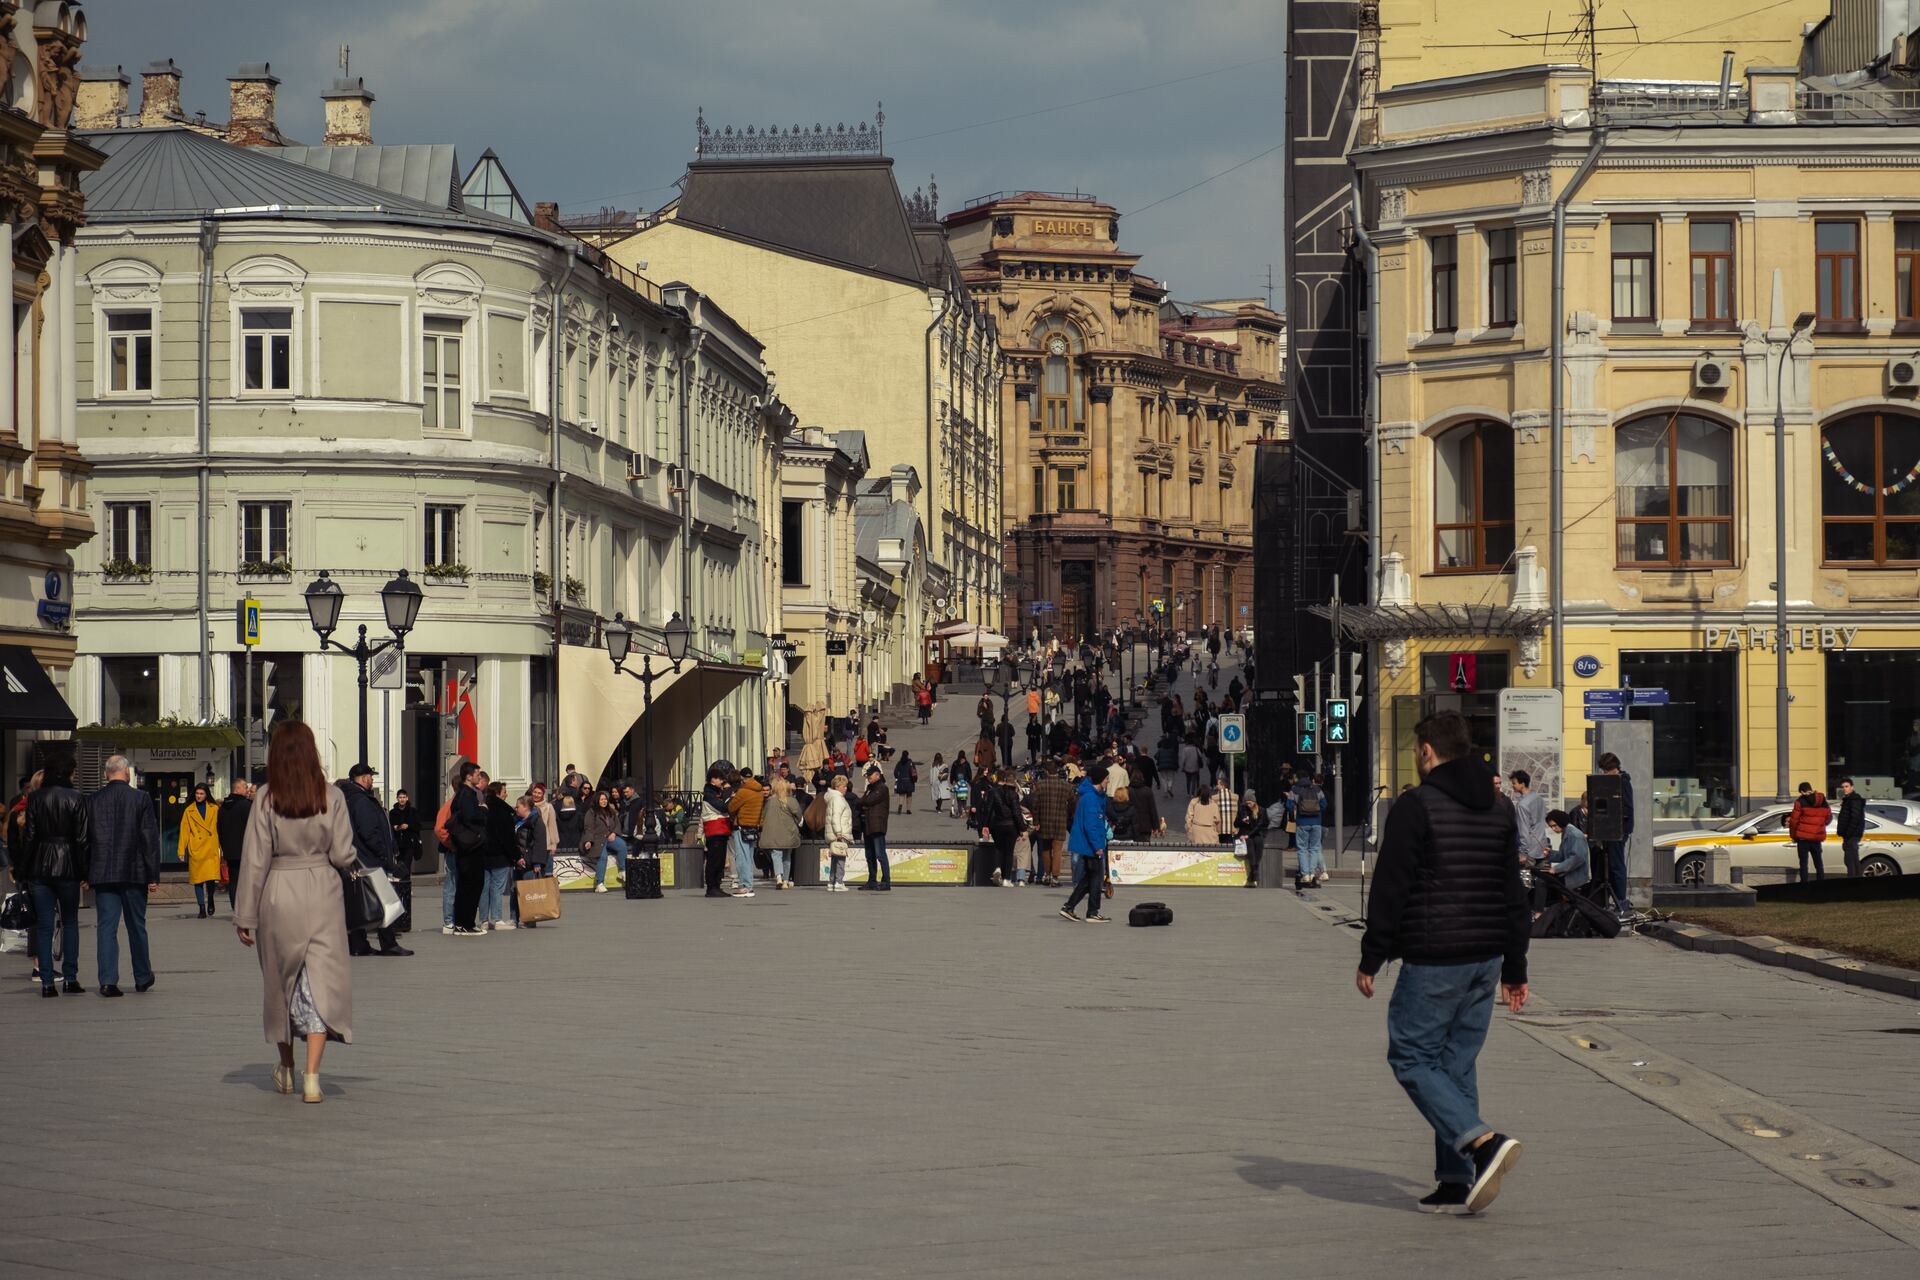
xmin=1378 ymin=187 xmax=1406 ymax=222
xmin=1520 ymin=170 xmax=1552 ymax=206
xmin=223 ymin=255 xmax=306 ymax=299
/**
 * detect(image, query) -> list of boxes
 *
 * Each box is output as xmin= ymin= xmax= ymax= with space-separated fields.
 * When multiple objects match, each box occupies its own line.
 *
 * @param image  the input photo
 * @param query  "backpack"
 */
xmin=1296 ymin=786 xmax=1322 ymax=818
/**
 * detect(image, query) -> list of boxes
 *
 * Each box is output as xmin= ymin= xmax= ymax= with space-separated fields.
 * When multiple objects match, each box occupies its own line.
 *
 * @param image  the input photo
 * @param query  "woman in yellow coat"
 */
xmin=178 ymin=783 xmax=223 ymax=919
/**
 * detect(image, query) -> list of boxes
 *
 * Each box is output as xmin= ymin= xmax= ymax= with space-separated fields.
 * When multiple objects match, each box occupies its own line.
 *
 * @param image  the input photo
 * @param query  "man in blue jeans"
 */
xmin=1058 ymin=762 xmax=1111 ymax=922
xmin=1358 ymin=711 xmax=1529 ymax=1215
xmin=84 ymin=755 xmax=160 ymax=997
xmin=1597 ymin=752 xmax=1634 ymax=918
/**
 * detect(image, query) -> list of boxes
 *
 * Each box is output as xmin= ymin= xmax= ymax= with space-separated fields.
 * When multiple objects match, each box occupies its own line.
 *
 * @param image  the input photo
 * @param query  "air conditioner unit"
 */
xmin=1890 ymin=355 xmax=1920 ymax=390
xmin=626 ymin=456 xmax=653 ymax=483
xmin=1692 ymin=356 xmax=1735 ymax=391
xmin=667 ymin=465 xmax=688 ymax=493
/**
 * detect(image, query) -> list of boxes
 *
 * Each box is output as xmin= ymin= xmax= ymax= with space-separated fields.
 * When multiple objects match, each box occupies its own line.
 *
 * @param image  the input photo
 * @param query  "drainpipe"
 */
xmin=1550 ymin=130 xmax=1608 ymax=692
xmin=196 ymin=219 xmax=217 ymax=720
xmin=1351 ymin=190 xmax=1381 ymax=831
xmin=549 ymin=255 xmax=574 ymax=783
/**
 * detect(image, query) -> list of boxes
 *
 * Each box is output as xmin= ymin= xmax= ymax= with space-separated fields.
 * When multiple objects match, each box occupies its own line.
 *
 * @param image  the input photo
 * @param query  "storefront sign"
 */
xmin=1702 ymin=625 xmax=1857 ymax=652
xmin=1447 ymin=653 xmax=1478 ymax=691
xmin=1499 ymin=688 xmax=1564 ymax=807
xmin=1033 ymin=219 xmax=1097 ymax=236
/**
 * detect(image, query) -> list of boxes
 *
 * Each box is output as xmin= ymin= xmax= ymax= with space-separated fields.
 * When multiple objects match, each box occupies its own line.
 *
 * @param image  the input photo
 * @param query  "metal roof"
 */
xmin=268 ymin=144 xmax=461 ymax=211
xmin=81 ymin=128 xmax=452 ymax=220
xmin=674 ymin=157 xmax=930 ymax=286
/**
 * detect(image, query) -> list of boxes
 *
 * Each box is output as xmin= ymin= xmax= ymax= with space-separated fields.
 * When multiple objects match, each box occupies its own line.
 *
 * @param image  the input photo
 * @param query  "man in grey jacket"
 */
xmin=1509 ymin=771 xmax=1548 ymax=864
xmin=85 ymin=756 xmax=160 ymax=996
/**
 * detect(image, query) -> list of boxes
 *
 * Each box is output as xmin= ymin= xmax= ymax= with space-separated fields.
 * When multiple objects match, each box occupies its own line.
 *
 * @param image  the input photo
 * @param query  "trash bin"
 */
xmin=967 ymin=841 xmax=999 ymax=886
xmin=791 ymin=840 xmax=824 ymax=887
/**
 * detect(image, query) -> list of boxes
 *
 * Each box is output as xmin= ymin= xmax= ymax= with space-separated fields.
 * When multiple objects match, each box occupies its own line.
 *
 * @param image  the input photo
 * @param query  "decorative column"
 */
xmin=1089 ymin=381 xmax=1114 ymax=512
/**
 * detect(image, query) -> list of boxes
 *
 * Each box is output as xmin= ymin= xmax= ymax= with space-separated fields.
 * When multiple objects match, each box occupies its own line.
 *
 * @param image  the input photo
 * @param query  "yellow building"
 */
xmin=1356 ymin=58 xmax=1920 ymax=815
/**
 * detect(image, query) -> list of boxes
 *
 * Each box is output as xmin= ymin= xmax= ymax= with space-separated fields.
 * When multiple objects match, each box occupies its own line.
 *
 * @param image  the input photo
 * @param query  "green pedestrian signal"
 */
xmin=1295 ymin=711 xmax=1318 ymax=754
xmin=1325 ymin=699 xmax=1349 ymax=745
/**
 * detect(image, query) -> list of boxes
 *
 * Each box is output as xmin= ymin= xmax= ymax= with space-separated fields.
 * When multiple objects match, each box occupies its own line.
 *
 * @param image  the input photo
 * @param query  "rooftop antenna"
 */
xmin=1263 ymin=262 xmax=1275 ymax=310
xmin=338 ymin=45 xmax=350 ymax=77
xmin=1496 ymin=1 xmax=1640 ymax=76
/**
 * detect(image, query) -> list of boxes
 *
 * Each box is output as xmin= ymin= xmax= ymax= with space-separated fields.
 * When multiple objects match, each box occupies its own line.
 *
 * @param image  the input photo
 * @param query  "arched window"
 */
xmin=1433 ymin=421 xmax=1513 ymax=572
xmin=1032 ymin=317 xmax=1084 ymax=434
xmin=1615 ymin=412 xmax=1733 ymax=566
xmin=1821 ymin=411 xmax=1920 ymax=565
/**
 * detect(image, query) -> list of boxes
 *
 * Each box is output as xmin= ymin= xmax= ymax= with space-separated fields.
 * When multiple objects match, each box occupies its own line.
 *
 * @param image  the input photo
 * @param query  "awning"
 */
xmin=1308 ymin=603 xmax=1547 ymax=642
xmin=0 ymin=645 xmax=77 ymax=732
xmin=558 ymin=646 xmax=763 ymax=785
xmin=939 ymin=624 xmax=1011 ymax=651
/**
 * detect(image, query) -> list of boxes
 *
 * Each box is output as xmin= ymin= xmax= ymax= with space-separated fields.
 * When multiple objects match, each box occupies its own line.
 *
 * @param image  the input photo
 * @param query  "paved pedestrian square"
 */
xmin=5 ymin=873 xmax=1919 ymax=1278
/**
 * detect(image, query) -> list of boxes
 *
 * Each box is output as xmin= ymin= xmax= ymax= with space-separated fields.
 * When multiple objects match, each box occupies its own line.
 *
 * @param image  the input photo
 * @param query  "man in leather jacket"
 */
xmin=21 ymin=755 xmax=90 ymax=995
xmin=339 ymin=764 xmax=411 ymax=956
xmin=83 ymin=755 xmax=158 ymax=996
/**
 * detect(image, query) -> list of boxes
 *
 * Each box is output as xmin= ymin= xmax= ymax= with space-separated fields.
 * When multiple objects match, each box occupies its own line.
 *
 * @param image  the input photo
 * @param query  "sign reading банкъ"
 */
xmin=1033 ymin=219 xmax=1097 ymax=236
xmin=1702 ymin=625 xmax=1858 ymax=652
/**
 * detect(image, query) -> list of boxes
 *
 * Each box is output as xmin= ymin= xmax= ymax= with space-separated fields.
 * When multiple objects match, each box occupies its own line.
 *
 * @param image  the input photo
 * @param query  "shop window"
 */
xmin=1815 ymin=220 xmax=1861 ymax=325
xmin=1826 ymin=650 xmax=1920 ymax=796
xmin=1621 ymin=651 xmax=1739 ymax=818
xmin=1820 ymin=411 xmax=1920 ymax=565
xmin=1610 ymin=220 xmax=1654 ymax=322
xmin=1615 ymin=412 xmax=1733 ymax=566
xmin=1486 ymin=227 xmax=1517 ymax=328
xmin=1432 ymin=420 xmax=1514 ymax=572
xmin=1430 ymin=233 xmax=1457 ymax=333
xmin=1689 ymin=221 xmax=1734 ymax=326
xmin=100 ymin=655 xmax=159 ymax=725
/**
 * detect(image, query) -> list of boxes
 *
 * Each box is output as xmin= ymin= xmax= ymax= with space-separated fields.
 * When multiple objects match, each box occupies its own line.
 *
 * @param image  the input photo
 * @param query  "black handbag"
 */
xmin=340 ymin=856 xmax=390 ymax=932
xmin=0 ymin=889 xmax=34 ymax=931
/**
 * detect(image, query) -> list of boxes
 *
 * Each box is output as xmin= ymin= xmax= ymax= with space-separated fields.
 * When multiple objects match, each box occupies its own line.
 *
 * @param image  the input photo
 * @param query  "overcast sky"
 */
xmin=82 ymin=0 xmax=1285 ymax=305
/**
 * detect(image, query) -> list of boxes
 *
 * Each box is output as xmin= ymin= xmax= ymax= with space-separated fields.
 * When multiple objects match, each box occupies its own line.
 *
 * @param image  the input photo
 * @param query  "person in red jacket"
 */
xmin=1784 ymin=782 xmax=1832 ymax=883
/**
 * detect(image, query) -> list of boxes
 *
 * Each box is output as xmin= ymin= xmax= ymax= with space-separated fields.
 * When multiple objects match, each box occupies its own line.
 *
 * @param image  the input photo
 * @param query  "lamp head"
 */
xmin=303 ymin=572 xmax=344 ymax=639
xmin=604 ymin=612 xmax=634 ymax=669
xmin=380 ymin=569 xmax=424 ymax=638
xmin=1792 ymin=311 xmax=1817 ymax=337
xmin=663 ymin=611 xmax=692 ymax=665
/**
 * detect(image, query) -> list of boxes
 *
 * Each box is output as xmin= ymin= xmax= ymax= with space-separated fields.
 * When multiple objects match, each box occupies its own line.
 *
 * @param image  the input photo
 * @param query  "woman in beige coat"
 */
xmin=1185 ymin=784 xmax=1222 ymax=845
xmin=233 ymin=721 xmax=357 ymax=1103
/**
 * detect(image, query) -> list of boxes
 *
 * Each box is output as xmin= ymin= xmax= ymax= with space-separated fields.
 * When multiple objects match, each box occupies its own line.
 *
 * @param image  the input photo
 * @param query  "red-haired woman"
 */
xmin=232 ymin=721 xmax=357 ymax=1103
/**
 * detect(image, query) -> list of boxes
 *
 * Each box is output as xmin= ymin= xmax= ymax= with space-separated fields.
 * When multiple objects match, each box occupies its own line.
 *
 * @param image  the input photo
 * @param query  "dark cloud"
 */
xmin=81 ymin=0 xmax=1283 ymax=302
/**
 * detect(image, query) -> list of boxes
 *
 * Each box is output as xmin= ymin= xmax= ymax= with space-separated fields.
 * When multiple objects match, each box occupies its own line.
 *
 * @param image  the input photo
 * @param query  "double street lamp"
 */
xmin=604 ymin=611 xmax=693 ymax=835
xmin=303 ymin=570 xmax=425 ymax=769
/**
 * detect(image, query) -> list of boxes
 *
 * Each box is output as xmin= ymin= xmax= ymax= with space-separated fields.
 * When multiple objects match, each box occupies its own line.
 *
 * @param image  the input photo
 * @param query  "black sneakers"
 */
xmin=1465 ymin=1134 xmax=1521 ymax=1213
xmin=1418 ymin=1183 xmax=1468 ymax=1213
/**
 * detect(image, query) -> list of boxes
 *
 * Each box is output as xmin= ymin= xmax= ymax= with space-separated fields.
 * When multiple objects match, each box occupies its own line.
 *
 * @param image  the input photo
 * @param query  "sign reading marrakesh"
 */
xmin=1033 ymin=219 xmax=1097 ymax=236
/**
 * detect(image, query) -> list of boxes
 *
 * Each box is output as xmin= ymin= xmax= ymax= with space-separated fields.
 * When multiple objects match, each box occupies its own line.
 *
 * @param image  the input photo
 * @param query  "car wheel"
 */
xmin=1860 ymin=854 xmax=1902 ymax=877
xmin=1674 ymin=853 xmax=1708 ymax=886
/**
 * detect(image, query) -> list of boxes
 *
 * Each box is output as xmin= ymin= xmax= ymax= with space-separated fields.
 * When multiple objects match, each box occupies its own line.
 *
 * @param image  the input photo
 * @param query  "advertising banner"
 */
xmin=555 ymin=851 xmax=676 ymax=891
xmin=816 ymin=845 xmax=968 ymax=884
xmin=1106 ymin=844 xmax=1247 ymax=886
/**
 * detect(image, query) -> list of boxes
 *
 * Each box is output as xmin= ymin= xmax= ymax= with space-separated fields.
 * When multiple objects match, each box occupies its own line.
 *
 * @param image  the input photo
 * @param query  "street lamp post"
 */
xmin=303 ymin=570 xmax=424 ymax=769
xmin=1773 ymin=310 xmax=1816 ymax=802
xmin=604 ymin=611 xmax=693 ymax=840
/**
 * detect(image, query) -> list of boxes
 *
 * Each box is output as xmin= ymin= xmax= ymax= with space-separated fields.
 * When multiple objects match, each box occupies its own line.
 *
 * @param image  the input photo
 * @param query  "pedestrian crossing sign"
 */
xmin=1325 ymin=699 xmax=1349 ymax=744
xmin=1295 ymin=710 xmax=1318 ymax=754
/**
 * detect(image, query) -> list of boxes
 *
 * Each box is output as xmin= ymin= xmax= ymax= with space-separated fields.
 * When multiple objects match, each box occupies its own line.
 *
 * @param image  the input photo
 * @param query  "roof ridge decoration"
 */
xmin=695 ymin=102 xmax=884 ymax=159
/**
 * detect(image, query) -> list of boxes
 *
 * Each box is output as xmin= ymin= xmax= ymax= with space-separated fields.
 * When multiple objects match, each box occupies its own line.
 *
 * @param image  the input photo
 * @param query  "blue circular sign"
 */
xmin=43 ymin=571 xmax=61 ymax=601
xmin=1573 ymin=655 xmax=1602 ymax=679
xmin=1222 ymin=724 xmax=1242 ymax=745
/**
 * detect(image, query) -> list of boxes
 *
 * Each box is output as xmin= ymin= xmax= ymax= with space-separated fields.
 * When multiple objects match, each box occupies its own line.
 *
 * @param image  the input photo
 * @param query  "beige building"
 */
xmin=1356 ymin=54 xmax=1920 ymax=826
xmin=944 ymin=193 xmax=1283 ymax=641
xmin=603 ymin=118 xmax=1002 ymax=698
xmin=0 ymin=1 xmax=105 ymax=775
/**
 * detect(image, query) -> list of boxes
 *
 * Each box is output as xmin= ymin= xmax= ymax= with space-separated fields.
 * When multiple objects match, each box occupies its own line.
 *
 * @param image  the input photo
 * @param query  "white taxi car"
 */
xmin=1662 ymin=803 xmax=1918 ymax=883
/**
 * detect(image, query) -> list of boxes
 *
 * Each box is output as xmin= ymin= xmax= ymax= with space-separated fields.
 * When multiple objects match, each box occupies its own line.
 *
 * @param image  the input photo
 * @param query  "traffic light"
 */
xmin=1291 ymin=673 xmax=1306 ymax=709
xmin=1325 ymin=698 xmax=1349 ymax=745
xmin=1295 ymin=710 xmax=1318 ymax=754
xmin=1347 ymin=651 xmax=1364 ymax=717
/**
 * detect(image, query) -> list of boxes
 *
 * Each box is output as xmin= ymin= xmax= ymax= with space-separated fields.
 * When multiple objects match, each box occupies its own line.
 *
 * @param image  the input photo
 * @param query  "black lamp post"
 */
xmin=605 ymin=611 xmax=692 ymax=840
xmin=303 ymin=570 xmax=424 ymax=769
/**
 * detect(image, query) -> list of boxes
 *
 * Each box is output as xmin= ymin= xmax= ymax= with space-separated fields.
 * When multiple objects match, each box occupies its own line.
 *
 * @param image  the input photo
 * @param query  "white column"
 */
xmin=59 ymin=243 xmax=79 ymax=446
xmin=36 ymin=246 xmax=59 ymax=450
xmin=0 ymin=230 xmax=14 ymax=433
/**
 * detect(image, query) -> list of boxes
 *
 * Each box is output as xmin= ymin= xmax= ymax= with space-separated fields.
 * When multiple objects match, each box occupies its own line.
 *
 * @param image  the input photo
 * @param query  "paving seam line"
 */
xmin=1279 ymin=890 xmax=1920 ymax=1249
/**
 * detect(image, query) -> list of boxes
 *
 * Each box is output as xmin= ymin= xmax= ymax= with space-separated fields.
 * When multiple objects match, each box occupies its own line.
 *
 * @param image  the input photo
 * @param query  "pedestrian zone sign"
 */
xmin=1219 ymin=713 xmax=1246 ymax=755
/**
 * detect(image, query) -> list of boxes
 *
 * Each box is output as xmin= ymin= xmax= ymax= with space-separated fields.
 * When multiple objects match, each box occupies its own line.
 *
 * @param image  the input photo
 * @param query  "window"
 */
xmin=1432 ymin=420 xmax=1513 ymax=571
xmin=1821 ymin=411 xmax=1920 ymax=565
xmin=100 ymin=656 xmax=159 ymax=725
xmin=1055 ymin=466 xmax=1079 ymax=511
xmin=570 ymin=344 xmax=587 ymax=421
xmin=781 ymin=500 xmax=806 ymax=586
xmin=422 ymin=316 xmax=464 ymax=430
xmin=424 ymin=504 xmax=460 ymax=567
xmin=1430 ymin=234 xmax=1457 ymax=332
xmin=240 ymin=308 xmax=292 ymax=392
xmin=1035 ymin=318 xmax=1082 ymax=433
xmin=105 ymin=312 xmax=153 ymax=393
xmin=239 ymin=501 xmax=290 ymax=568
xmin=1899 ymin=223 xmax=1920 ymax=323
xmin=1614 ymin=412 xmax=1734 ymax=566
xmin=1611 ymin=221 xmax=1654 ymax=322
xmin=1032 ymin=465 xmax=1046 ymax=514
xmin=1815 ymin=220 xmax=1861 ymax=325
xmin=1689 ymin=221 xmax=1734 ymax=326
xmin=104 ymin=501 xmax=151 ymax=566
xmin=1486 ymin=228 xmax=1517 ymax=327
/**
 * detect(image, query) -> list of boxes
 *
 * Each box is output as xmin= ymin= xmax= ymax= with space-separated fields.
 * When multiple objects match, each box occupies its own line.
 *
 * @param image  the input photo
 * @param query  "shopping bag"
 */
xmin=1232 ymin=837 xmax=1249 ymax=859
xmin=515 ymin=876 xmax=562 ymax=923
xmin=340 ymin=856 xmax=403 ymax=932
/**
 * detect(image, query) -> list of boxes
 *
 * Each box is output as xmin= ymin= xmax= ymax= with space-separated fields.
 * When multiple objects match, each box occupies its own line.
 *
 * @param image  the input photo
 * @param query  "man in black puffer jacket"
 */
xmin=1357 ymin=711 xmax=1529 ymax=1217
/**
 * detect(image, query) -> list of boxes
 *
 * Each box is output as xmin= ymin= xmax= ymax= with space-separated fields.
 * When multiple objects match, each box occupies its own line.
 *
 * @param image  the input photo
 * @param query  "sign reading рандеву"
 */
xmin=1702 ymin=625 xmax=1858 ymax=652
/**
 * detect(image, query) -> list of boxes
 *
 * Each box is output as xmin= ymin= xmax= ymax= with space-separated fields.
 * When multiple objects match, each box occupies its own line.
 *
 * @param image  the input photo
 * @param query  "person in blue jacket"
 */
xmin=1058 ymin=762 xmax=1111 ymax=923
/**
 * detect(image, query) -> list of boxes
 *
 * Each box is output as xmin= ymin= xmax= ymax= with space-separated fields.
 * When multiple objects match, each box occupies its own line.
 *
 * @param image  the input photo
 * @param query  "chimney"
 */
xmin=320 ymin=76 xmax=374 ymax=145
xmin=533 ymin=201 xmax=564 ymax=232
xmin=226 ymin=62 xmax=281 ymax=147
xmin=139 ymin=59 xmax=183 ymax=127
xmin=75 ymin=64 xmax=130 ymax=130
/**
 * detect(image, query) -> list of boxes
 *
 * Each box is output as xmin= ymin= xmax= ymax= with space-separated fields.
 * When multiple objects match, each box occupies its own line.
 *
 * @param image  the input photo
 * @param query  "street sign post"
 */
xmin=370 ymin=645 xmax=405 ymax=691
xmin=237 ymin=597 xmax=262 ymax=781
xmin=1219 ymin=713 xmax=1246 ymax=754
xmin=1631 ymin=687 xmax=1669 ymax=706
xmin=1582 ymin=689 xmax=1628 ymax=721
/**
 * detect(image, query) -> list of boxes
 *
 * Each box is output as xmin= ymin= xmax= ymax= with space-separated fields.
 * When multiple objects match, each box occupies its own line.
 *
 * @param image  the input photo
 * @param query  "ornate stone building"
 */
xmin=0 ymin=1 xmax=105 ymax=777
xmin=944 ymin=193 xmax=1284 ymax=641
